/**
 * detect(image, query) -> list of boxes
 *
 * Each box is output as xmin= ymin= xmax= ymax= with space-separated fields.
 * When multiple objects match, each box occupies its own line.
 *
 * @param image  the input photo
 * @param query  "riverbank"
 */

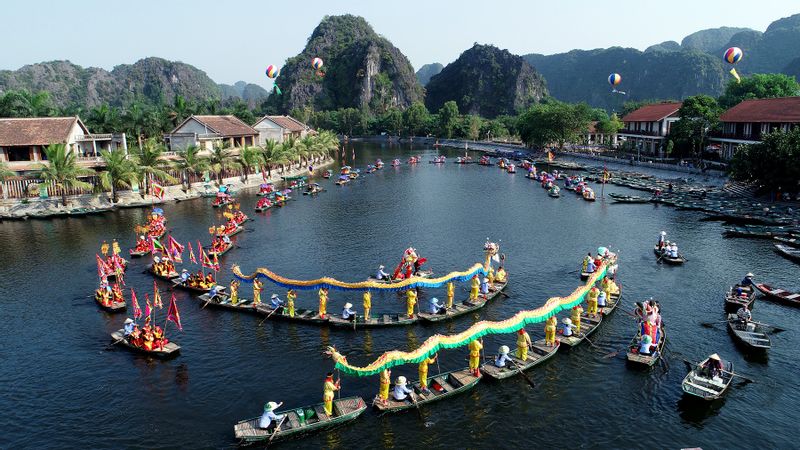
xmin=0 ymin=157 xmax=334 ymax=221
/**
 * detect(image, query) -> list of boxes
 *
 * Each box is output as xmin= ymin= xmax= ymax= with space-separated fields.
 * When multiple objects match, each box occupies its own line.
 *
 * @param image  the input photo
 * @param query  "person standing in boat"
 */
xmin=362 ymin=290 xmax=371 ymax=320
xmin=516 ymin=328 xmax=532 ymax=361
xmin=544 ymin=316 xmax=558 ymax=346
xmin=418 ymin=354 xmax=438 ymax=394
xmin=258 ymin=401 xmax=285 ymax=431
xmin=487 ymin=267 xmax=495 ymax=287
xmin=342 ymin=302 xmax=356 ymax=322
xmin=468 ymin=338 xmax=483 ymax=377
xmin=377 ymin=369 xmax=391 ymax=406
xmin=585 ymin=258 xmax=596 ymax=274
xmin=582 ymin=253 xmax=592 ymax=273
xmin=322 ymin=372 xmax=340 ymax=416
xmin=494 ymin=345 xmax=512 ymax=367
xmin=658 ymin=231 xmax=667 ymax=250
xmin=740 ymin=273 xmax=755 ymax=288
xmin=229 ymin=280 xmax=239 ymax=305
xmin=253 ymin=279 xmax=264 ymax=306
xmin=406 ymin=288 xmax=417 ymax=318
xmin=586 ymin=286 xmax=599 ymax=317
xmin=375 ymin=265 xmax=390 ymax=281
xmin=392 ymin=376 xmax=413 ymax=401
xmin=446 ymin=281 xmax=455 ymax=308
xmin=270 ymin=294 xmax=284 ymax=314
xmin=286 ymin=290 xmax=296 ymax=317
xmin=571 ymin=305 xmax=583 ymax=334
xmin=496 ymin=266 xmax=507 ymax=283
xmin=597 ymin=290 xmax=607 ymax=311
xmin=638 ymin=334 xmax=653 ymax=356
xmin=318 ymin=288 xmax=328 ymax=318
xmin=469 ymin=275 xmax=480 ymax=302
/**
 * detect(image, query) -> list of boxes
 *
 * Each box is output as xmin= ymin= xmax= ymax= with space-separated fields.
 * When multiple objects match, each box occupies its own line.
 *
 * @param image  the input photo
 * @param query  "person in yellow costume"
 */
xmin=516 ymin=328 xmax=532 ymax=361
xmin=363 ymin=290 xmax=372 ymax=321
xmin=406 ymin=288 xmax=417 ymax=318
xmin=495 ymin=266 xmax=507 ymax=283
xmin=229 ymin=280 xmax=239 ymax=305
xmin=418 ymin=353 xmax=438 ymax=393
xmin=377 ymin=368 xmax=391 ymax=406
xmin=487 ymin=268 xmax=495 ymax=288
xmin=544 ymin=316 xmax=558 ymax=346
xmin=286 ymin=289 xmax=296 ymax=317
xmin=319 ymin=287 xmax=329 ymax=318
xmin=601 ymin=275 xmax=619 ymax=296
xmin=446 ymin=282 xmax=455 ymax=308
xmin=322 ymin=372 xmax=340 ymax=416
xmin=571 ymin=305 xmax=584 ymax=334
xmin=587 ymin=286 xmax=599 ymax=317
xmin=468 ymin=338 xmax=483 ymax=376
xmin=470 ymin=275 xmax=480 ymax=301
xmin=253 ymin=278 xmax=263 ymax=305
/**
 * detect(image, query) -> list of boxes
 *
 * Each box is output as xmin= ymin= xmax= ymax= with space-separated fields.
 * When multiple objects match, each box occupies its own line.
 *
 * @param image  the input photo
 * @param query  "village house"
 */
xmin=252 ymin=115 xmax=313 ymax=144
xmin=710 ymin=97 xmax=800 ymax=160
xmin=584 ymin=121 xmax=618 ymax=147
xmin=0 ymin=116 xmax=127 ymax=175
xmin=164 ymin=115 xmax=259 ymax=151
xmin=619 ymin=102 xmax=682 ymax=157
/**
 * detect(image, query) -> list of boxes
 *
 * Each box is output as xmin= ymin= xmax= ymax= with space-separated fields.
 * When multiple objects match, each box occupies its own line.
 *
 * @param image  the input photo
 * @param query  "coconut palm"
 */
xmin=234 ymin=145 xmax=261 ymax=181
xmin=317 ymin=130 xmax=340 ymax=159
xmin=173 ymin=145 xmax=209 ymax=191
xmin=38 ymin=144 xmax=96 ymax=206
xmin=259 ymin=140 xmax=282 ymax=179
xmin=99 ymin=148 xmax=138 ymax=203
xmin=131 ymin=138 xmax=176 ymax=198
xmin=206 ymin=145 xmax=240 ymax=185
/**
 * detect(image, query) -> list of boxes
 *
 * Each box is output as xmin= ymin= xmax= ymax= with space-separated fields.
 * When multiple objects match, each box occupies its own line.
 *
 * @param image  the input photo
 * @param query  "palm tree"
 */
xmin=316 ymin=130 xmax=340 ymax=159
xmin=235 ymin=145 xmax=260 ymax=181
xmin=260 ymin=140 xmax=281 ymax=179
xmin=206 ymin=145 xmax=240 ymax=185
xmin=132 ymin=138 xmax=176 ymax=198
xmin=0 ymin=159 xmax=14 ymax=198
xmin=173 ymin=145 xmax=209 ymax=191
xmin=38 ymin=144 xmax=96 ymax=206
xmin=99 ymin=148 xmax=138 ymax=203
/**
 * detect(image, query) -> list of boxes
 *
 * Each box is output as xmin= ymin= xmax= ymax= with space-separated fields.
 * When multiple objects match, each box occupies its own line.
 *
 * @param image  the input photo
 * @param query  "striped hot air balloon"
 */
xmin=265 ymin=65 xmax=280 ymax=79
xmin=608 ymin=73 xmax=622 ymax=86
xmin=312 ymin=57 xmax=324 ymax=70
xmin=724 ymin=47 xmax=743 ymax=64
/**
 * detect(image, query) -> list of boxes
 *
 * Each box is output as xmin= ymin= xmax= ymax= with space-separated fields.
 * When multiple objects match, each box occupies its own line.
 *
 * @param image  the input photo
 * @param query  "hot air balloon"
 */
xmin=724 ymin=47 xmax=743 ymax=82
xmin=312 ymin=57 xmax=324 ymax=70
xmin=608 ymin=73 xmax=622 ymax=86
xmin=265 ymin=65 xmax=280 ymax=79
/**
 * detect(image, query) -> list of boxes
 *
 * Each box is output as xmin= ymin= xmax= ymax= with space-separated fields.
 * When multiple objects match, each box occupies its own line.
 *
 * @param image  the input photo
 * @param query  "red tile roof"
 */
xmin=173 ymin=115 xmax=258 ymax=136
xmin=0 ymin=116 xmax=87 ymax=146
xmin=719 ymin=97 xmax=800 ymax=123
xmin=257 ymin=115 xmax=310 ymax=133
xmin=622 ymin=102 xmax=682 ymax=122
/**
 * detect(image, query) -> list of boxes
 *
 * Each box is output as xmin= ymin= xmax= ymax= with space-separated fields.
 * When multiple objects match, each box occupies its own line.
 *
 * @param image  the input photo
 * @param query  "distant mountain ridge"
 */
xmin=415 ymin=63 xmax=443 ymax=86
xmin=0 ymin=57 xmax=267 ymax=109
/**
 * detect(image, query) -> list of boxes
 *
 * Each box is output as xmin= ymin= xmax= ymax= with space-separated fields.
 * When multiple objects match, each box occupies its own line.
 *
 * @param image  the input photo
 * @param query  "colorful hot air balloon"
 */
xmin=265 ymin=65 xmax=280 ymax=79
xmin=724 ymin=47 xmax=743 ymax=82
xmin=608 ymin=73 xmax=622 ymax=86
xmin=724 ymin=47 xmax=743 ymax=64
xmin=312 ymin=57 xmax=324 ymax=70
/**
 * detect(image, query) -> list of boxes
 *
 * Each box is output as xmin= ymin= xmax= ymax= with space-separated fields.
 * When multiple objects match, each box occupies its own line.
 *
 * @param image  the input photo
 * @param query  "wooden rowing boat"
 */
xmin=653 ymin=245 xmax=686 ymax=264
xmin=726 ymin=313 xmax=771 ymax=352
xmin=681 ymin=357 xmax=734 ymax=401
xmin=224 ymin=226 xmax=244 ymax=237
xmin=147 ymin=265 xmax=179 ymax=282
xmin=626 ymin=326 xmax=666 ymax=367
xmin=254 ymin=304 xmax=330 ymax=325
xmin=481 ymin=339 xmax=559 ymax=380
xmin=608 ymin=193 xmax=650 ymax=203
xmin=328 ymin=313 xmax=417 ymax=328
xmin=418 ymin=282 xmax=507 ymax=322
xmin=373 ymin=369 xmax=481 ymax=413
xmin=172 ymin=279 xmax=226 ymax=294
xmin=128 ymin=248 xmax=150 ymax=258
xmin=110 ymin=329 xmax=180 ymax=358
xmin=196 ymin=293 xmax=260 ymax=313
xmin=774 ymin=243 xmax=800 ymax=264
xmin=774 ymin=236 xmax=800 ymax=248
xmin=558 ymin=291 xmax=621 ymax=347
xmin=208 ymin=241 xmax=233 ymax=258
xmin=234 ymin=396 xmax=367 ymax=444
xmin=755 ymin=282 xmax=800 ymax=307
xmin=95 ymin=294 xmax=126 ymax=313
xmin=725 ymin=285 xmax=755 ymax=313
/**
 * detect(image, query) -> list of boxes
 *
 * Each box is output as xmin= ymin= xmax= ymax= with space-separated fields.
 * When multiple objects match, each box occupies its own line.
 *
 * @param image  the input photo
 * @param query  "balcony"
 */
xmin=708 ymin=131 xmax=761 ymax=142
xmin=75 ymin=133 xmax=114 ymax=141
xmin=619 ymin=129 xmax=664 ymax=137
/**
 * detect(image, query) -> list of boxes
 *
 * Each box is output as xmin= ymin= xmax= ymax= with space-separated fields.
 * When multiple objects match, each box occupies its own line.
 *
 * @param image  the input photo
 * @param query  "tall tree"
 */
xmin=729 ymin=127 xmax=800 ymax=192
xmin=99 ymin=148 xmax=138 ymax=203
xmin=173 ymin=145 xmax=209 ymax=190
xmin=403 ymin=101 xmax=430 ymax=136
xmin=517 ymin=101 xmax=591 ymax=149
xmin=235 ymin=145 xmax=261 ymax=181
xmin=259 ymin=140 xmax=282 ymax=178
xmin=37 ymin=144 xmax=96 ymax=206
xmin=206 ymin=145 xmax=239 ymax=185
xmin=718 ymin=74 xmax=800 ymax=109
xmin=669 ymin=95 xmax=722 ymax=159
xmin=131 ymin=138 xmax=176 ymax=198
xmin=438 ymin=101 xmax=459 ymax=138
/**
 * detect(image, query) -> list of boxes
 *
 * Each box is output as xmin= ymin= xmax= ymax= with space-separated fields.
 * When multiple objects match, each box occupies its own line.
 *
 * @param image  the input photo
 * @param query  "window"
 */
xmin=6 ymin=146 xmax=32 ymax=161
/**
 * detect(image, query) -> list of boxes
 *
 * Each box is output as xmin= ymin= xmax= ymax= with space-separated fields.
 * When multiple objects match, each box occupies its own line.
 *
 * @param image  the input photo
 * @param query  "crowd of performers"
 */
xmin=122 ymin=316 xmax=169 ymax=351
xmin=656 ymin=231 xmax=680 ymax=258
xmin=95 ymin=281 xmax=125 ymax=307
xmin=629 ymin=299 xmax=664 ymax=357
xmin=210 ymin=233 xmax=232 ymax=255
xmin=99 ymin=240 xmax=128 ymax=279
xmin=581 ymin=247 xmax=616 ymax=276
xmin=151 ymin=256 xmax=177 ymax=278
xmin=179 ymin=268 xmax=217 ymax=290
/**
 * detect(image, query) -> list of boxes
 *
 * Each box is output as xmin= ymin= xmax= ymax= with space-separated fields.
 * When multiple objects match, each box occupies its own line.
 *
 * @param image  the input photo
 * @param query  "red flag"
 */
xmin=151 ymin=181 xmax=164 ymax=200
xmin=131 ymin=288 xmax=142 ymax=319
xmin=212 ymin=252 xmax=220 ymax=271
xmin=96 ymin=254 xmax=110 ymax=278
xmin=200 ymin=247 xmax=216 ymax=270
xmin=167 ymin=294 xmax=183 ymax=331
xmin=188 ymin=242 xmax=197 ymax=264
xmin=153 ymin=281 xmax=163 ymax=309
xmin=144 ymin=295 xmax=152 ymax=319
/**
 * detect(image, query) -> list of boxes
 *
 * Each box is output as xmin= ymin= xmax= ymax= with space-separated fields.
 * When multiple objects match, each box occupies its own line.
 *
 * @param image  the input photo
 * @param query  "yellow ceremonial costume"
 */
xmin=253 ymin=279 xmax=263 ymax=305
xmin=378 ymin=369 xmax=391 ymax=403
xmin=470 ymin=277 xmax=480 ymax=301
xmin=319 ymin=289 xmax=328 ymax=317
xmin=229 ymin=281 xmax=239 ymax=305
xmin=571 ymin=305 xmax=584 ymax=334
xmin=446 ymin=282 xmax=455 ymax=308
xmin=323 ymin=375 xmax=338 ymax=416
xmin=418 ymin=356 xmax=436 ymax=389
xmin=406 ymin=289 xmax=417 ymax=318
xmin=287 ymin=290 xmax=296 ymax=317
xmin=363 ymin=291 xmax=371 ymax=320
xmin=587 ymin=287 xmax=599 ymax=316
xmin=545 ymin=316 xmax=557 ymax=346
xmin=496 ymin=267 xmax=507 ymax=283
xmin=487 ymin=269 xmax=495 ymax=287
xmin=601 ymin=277 xmax=619 ymax=296
xmin=468 ymin=339 xmax=483 ymax=374
xmin=516 ymin=329 xmax=531 ymax=361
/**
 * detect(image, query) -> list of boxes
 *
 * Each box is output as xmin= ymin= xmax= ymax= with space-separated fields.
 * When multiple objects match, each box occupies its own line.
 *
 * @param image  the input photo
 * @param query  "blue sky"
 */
xmin=1 ymin=0 xmax=797 ymax=88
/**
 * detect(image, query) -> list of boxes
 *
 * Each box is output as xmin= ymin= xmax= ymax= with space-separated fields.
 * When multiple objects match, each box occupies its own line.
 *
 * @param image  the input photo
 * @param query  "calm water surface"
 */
xmin=1 ymin=142 xmax=798 ymax=449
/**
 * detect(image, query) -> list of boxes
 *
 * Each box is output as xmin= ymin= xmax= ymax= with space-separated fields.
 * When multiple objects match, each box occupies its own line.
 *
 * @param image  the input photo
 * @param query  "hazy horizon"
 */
xmin=0 ymin=0 xmax=797 ymax=89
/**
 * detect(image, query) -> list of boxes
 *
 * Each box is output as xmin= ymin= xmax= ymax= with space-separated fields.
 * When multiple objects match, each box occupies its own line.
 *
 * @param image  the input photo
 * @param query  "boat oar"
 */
xmin=201 ymin=292 xmax=218 ymax=310
xmin=682 ymin=359 xmax=756 ymax=384
xmin=266 ymin=415 xmax=287 ymax=447
xmin=105 ymin=337 xmax=125 ymax=350
xmin=410 ymin=391 xmax=425 ymax=422
xmin=258 ymin=306 xmax=282 ymax=326
xmin=581 ymin=333 xmax=603 ymax=351
xmin=751 ymin=321 xmax=789 ymax=333
xmin=510 ymin=358 xmax=536 ymax=388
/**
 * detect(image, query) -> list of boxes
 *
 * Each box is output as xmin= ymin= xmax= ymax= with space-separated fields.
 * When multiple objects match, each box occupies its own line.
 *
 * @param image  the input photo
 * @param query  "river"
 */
xmin=1 ymin=141 xmax=797 ymax=449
